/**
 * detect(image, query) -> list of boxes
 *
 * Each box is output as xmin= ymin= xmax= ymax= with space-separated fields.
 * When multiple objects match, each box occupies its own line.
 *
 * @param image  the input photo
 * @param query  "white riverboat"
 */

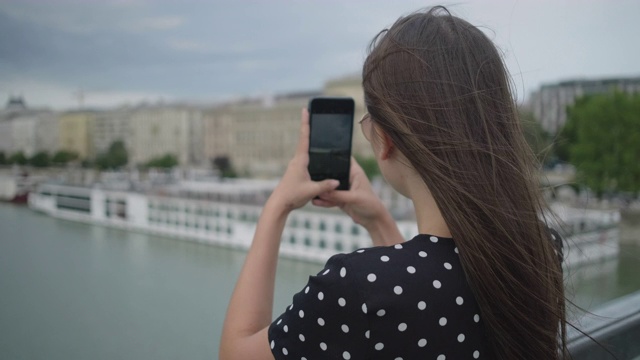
xmin=28 ymin=179 xmax=620 ymax=267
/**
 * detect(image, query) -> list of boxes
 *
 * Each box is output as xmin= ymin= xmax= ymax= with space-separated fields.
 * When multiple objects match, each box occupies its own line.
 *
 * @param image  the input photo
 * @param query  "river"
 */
xmin=1 ymin=203 xmax=639 ymax=359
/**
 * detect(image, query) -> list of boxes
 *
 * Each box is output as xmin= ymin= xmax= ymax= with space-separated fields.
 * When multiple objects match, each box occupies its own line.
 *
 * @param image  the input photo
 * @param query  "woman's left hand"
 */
xmin=268 ymin=108 xmax=340 ymax=213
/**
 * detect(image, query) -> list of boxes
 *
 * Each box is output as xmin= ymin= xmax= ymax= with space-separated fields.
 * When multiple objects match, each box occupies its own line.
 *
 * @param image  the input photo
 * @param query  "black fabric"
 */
xmin=269 ymin=234 xmax=491 ymax=360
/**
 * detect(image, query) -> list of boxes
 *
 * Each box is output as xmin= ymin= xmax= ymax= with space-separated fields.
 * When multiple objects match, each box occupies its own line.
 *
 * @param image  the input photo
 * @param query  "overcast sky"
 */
xmin=1 ymin=0 xmax=639 ymax=110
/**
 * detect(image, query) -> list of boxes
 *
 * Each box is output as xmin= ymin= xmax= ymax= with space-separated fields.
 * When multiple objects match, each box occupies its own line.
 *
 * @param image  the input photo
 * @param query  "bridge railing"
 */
xmin=567 ymin=290 xmax=640 ymax=359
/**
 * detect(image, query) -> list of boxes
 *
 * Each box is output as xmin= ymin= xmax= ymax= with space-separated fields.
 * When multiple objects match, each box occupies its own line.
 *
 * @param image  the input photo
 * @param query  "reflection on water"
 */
xmin=0 ymin=203 xmax=638 ymax=359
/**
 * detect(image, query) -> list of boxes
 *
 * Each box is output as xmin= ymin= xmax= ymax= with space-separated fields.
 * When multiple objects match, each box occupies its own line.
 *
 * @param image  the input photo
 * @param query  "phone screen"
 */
xmin=308 ymin=111 xmax=353 ymax=190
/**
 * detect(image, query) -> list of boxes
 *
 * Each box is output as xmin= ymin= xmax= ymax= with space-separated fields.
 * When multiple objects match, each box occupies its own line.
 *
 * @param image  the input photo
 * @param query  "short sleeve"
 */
xmin=268 ymin=253 xmax=370 ymax=360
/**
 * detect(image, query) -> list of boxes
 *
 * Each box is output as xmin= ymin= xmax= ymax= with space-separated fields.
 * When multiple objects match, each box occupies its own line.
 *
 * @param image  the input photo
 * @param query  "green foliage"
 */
xmin=146 ymin=154 xmax=178 ymax=169
xmin=29 ymin=151 xmax=50 ymax=168
xmin=212 ymin=156 xmax=237 ymax=178
xmin=520 ymin=111 xmax=554 ymax=165
xmin=52 ymin=150 xmax=79 ymax=165
xmin=354 ymin=155 xmax=380 ymax=180
xmin=95 ymin=140 xmax=128 ymax=170
xmin=0 ymin=152 xmax=6 ymax=165
xmin=563 ymin=91 xmax=640 ymax=195
xmin=8 ymin=151 xmax=28 ymax=165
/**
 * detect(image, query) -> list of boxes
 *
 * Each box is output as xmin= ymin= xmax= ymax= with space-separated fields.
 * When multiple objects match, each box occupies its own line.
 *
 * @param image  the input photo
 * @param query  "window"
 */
xmin=335 ymin=223 xmax=343 ymax=234
xmin=319 ymin=221 xmax=326 ymax=231
xmin=351 ymin=225 xmax=359 ymax=235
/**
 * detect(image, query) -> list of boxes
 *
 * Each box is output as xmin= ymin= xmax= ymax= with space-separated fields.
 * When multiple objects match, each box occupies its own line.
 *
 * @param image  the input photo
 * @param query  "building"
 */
xmin=129 ymin=105 xmax=202 ymax=166
xmin=204 ymin=92 xmax=318 ymax=177
xmin=203 ymin=75 xmax=372 ymax=178
xmin=92 ymin=108 xmax=132 ymax=158
xmin=0 ymin=97 xmax=58 ymax=157
xmin=529 ymin=77 xmax=640 ymax=134
xmin=58 ymin=111 xmax=96 ymax=159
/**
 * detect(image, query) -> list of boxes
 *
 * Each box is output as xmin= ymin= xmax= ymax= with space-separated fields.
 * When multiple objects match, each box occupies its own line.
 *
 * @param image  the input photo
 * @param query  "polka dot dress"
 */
xmin=268 ymin=234 xmax=492 ymax=359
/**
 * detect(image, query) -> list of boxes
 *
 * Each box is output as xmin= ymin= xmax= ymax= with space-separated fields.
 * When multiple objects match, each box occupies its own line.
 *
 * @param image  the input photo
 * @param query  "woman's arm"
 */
xmin=219 ymin=109 xmax=340 ymax=360
xmin=313 ymin=157 xmax=404 ymax=247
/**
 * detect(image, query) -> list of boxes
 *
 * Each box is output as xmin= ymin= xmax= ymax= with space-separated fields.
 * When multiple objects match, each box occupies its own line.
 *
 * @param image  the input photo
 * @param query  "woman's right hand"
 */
xmin=312 ymin=157 xmax=404 ymax=246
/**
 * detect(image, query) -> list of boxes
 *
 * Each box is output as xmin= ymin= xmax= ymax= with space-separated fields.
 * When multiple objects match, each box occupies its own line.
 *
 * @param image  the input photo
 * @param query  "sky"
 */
xmin=1 ymin=0 xmax=639 ymax=110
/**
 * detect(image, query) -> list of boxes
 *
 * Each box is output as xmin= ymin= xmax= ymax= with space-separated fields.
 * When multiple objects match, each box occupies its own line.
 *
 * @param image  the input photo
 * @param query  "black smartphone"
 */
xmin=307 ymin=97 xmax=355 ymax=190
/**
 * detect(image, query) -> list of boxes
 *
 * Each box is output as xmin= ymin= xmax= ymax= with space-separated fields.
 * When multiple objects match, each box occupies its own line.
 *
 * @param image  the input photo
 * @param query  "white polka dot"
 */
xmin=394 ymin=286 xmax=403 ymax=295
xmin=473 ymin=350 xmax=480 ymax=358
xmin=283 ymin=325 xmax=288 ymax=333
xmin=458 ymin=333 xmax=465 ymax=342
xmin=375 ymin=342 xmax=384 ymax=350
xmin=454 ymin=247 xmax=459 ymax=254
xmin=338 ymin=297 xmax=346 ymax=307
xmin=340 ymin=267 xmax=346 ymax=277
xmin=418 ymin=301 xmax=426 ymax=310
xmin=394 ymin=244 xmax=403 ymax=249
xmin=320 ymin=342 xmax=327 ymax=351
xmin=456 ymin=296 xmax=464 ymax=305
xmin=276 ymin=319 xmax=282 ymax=325
xmin=439 ymin=317 xmax=447 ymax=326
xmin=318 ymin=292 xmax=324 ymax=300
xmin=398 ymin=323 xmax=407 ymax=332
xmin=377 ymin=309 xmax=386 ymax=317
xmin=298 ymin=310 xmax=304 ymax=318
xmin=365 ymin=330 xmax=370 ymax=339
xmin=395 ymin=358 xmax=403 ymax=360
xmin=299 ymin=334 xmax=305 ymax=342
xmin=343 ymin=351 xmax=351 ymax=360
xmin=380 ymin=255 xmax=390 ymax=262
xmin=270 ymin=340 xmax=274 ymax=349
xmin=418 ymin=338 xmax=427 ymax=347
xmin=282 ymin=348 xmax=288 ymax=355
xmin=362 ymin=303 xmax=368 ymax=314
xmin=302 ymin=358 xmax=307 ymax=360
xmin=304 ymin=286 xmax=309 ymax=294
xmin=433 ymin=280 xmax=441 ymax=289
xmin=289 ymin=304 xmax=293 ymax=310
xmin=317 ymin=317 xmax=325 ymax=326
xmin=341 ymin=324 xmax=349 ymax=333
xmin=474 ymin=314 xmax=480 ymax=323
xmin=419 ymin=251 xmax=427 ymax=257
xmin=367 ymin=273 xmax=377 ymax=282
xmin=322 ymin=269 xmax=330 ymax=275
xmin=357 ymin=249 xmax=365 ymax=253
xmin=407 ymin=266 xmax=416 ymax=274
xmin=430 ymin=236 xmax=438 ymax=243
xmin=437 ymin=355 xmax=445 ymax=360
xmin=444 ymin=262 xmax=452 ymax=270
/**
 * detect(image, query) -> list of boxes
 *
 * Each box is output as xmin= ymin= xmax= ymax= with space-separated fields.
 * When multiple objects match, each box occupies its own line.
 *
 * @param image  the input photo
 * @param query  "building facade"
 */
xmin=203 ymin=75 xmax=372 ymax=178
xmin=58 ymin=111 xmax=96 ymax=159
xmin=129 ymin=105 xmax=201 ymax=166
xmin=92 ymin=108 xmax=132 ymax=158
xmin=529 ymin=77 xmax=640 ymax=134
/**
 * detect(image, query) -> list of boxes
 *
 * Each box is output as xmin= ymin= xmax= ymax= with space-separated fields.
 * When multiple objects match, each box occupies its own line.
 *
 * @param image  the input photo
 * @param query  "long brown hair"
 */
xmin=362 ymin=6 xmax=566 ymax=359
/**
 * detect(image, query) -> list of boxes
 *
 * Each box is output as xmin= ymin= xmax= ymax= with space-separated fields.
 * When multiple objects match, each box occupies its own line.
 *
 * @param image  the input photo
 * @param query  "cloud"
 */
xmin=132 ymin=16 xmax=184 ymax=32
xmin=0 ymin=77 xmax=172 ymax=110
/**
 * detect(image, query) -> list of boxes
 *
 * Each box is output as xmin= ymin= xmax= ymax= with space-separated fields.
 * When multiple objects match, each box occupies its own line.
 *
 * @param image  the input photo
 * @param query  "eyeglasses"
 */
xmin=359 ymin=112 xmax=372 ymax=141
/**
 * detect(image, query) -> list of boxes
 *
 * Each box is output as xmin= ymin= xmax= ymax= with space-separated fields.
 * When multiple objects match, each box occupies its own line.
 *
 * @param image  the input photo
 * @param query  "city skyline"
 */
xmin=1 ymin=0 xmax=640 ymax=110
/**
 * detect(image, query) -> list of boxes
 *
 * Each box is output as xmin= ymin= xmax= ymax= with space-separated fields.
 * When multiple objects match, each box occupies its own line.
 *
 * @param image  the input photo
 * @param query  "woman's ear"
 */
xmin=377 ymin=127 xmax=395 ymax=160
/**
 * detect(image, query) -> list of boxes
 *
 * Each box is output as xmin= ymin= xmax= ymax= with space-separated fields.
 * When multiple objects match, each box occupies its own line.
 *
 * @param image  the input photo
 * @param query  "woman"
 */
xmin=221 ymin=6 xmax=565 ymax=360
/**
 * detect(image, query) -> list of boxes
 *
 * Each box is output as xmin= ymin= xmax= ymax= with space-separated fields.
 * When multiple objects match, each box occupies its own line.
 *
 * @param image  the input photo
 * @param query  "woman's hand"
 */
xmin=268 ymin=108 xmax=341 ymax=213
xmin=312 ymin=157 xmax=404 ymax=246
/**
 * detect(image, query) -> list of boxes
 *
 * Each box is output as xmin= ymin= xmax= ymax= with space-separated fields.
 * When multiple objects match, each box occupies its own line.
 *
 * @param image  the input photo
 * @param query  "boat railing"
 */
xmin=567 ymin=290 xmax=640 ymax=359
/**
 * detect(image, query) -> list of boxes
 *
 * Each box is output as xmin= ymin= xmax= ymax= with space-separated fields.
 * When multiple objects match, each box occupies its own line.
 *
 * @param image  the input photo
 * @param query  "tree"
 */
xmin=354 ymin=155 xmax=380 ymax=180
xmin=29 ymin=151 xmax=50 ymax=168
xmin=52 ymin=150 xmax=79 ymax=165
xmin=562 ymin=91 xmax=640 ymax=196
xmin=8 ymin=151 xmax=28 ymax=165
xmin=146 ymin=154 xmax=178 ymax=168
xmin=0 ymin=152 xmax=6 ymax=165
xmin=212 ymin=155 xmax=237 ymax=178
xmin=95 ymin=140 xmax=128 ymax=170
